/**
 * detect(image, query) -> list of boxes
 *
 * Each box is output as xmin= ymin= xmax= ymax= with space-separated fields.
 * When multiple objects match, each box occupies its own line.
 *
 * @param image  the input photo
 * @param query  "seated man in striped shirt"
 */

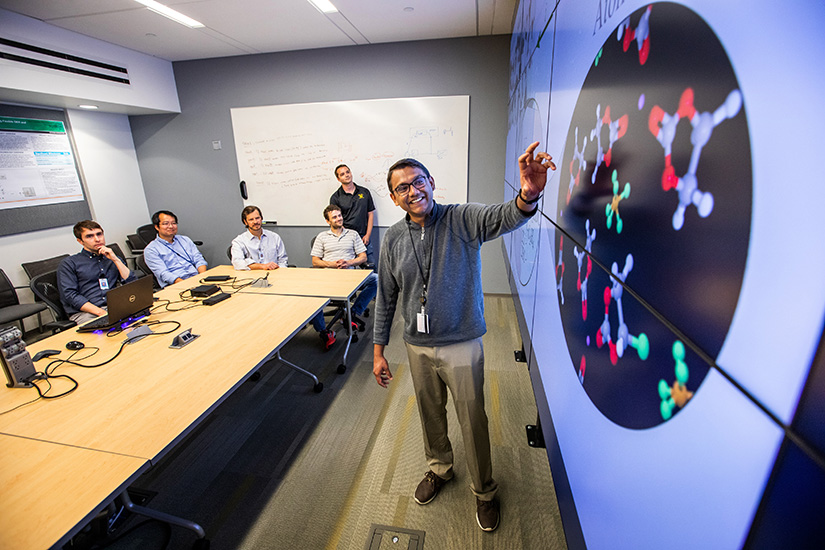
xmin=310 ymin=205 xmax=378 ymax=329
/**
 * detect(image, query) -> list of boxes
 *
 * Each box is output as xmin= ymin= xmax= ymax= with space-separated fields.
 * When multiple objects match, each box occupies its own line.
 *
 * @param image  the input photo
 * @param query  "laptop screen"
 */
xmin=105 ymin=275 xmax=154 ymax=324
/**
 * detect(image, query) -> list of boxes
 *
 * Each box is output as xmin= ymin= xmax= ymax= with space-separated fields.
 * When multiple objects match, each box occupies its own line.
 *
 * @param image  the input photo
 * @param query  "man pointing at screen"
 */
xmin=373 ymin=142 xmax=556 ymax=532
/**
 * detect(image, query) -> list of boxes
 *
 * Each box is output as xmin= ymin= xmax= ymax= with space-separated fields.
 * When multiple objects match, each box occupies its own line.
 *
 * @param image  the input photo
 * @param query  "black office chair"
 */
xmin=22 ymin=254 xmax=70 ymax=280
xmin=136 ymin=254 xmax=160 ymax=290
xmin=0 ymin=268 xmax=48 ymax=334
xmin=126 ymin=233 xmax=147 ymax=255
xmin=108 ymin=242 xmax=126 ymax=262
xmin=29 ymin=271 xmax=77 ymax=333
xmin=137 ymin=224 xmax=156 ymax=246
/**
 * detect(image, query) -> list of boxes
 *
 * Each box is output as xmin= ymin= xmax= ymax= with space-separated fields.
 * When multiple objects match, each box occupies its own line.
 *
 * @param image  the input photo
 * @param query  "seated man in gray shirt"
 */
xmin=58 ymin=220 xmax=135 ymax=324
xmin=310 ymin=204 xmax=377 ymax=324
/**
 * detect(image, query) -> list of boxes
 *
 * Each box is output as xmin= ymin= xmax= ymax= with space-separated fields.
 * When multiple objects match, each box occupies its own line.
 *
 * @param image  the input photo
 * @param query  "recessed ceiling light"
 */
xmin=78 ymin=105 xmax=99 ymax=110
xmin=404 ymin=7 xmax=414 ymax=12
xmin=134 ymin=0 xmax=205 ymax=28
xmin=307 ymin=0 xmax=338 ymax=14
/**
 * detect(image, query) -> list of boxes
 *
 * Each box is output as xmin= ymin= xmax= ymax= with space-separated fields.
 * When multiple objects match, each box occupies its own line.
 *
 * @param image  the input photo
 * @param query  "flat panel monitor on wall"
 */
xmin=0 ymin=104 xmax=91 ymax=236
xmin=504 ymin=1 xmax=825 ymax=548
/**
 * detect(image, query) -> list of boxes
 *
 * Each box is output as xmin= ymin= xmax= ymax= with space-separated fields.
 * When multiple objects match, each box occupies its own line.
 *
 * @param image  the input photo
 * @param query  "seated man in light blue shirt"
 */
xmin=232 ymin=205 xmax=336 ymax=350
xmin=230 ymin=205 xmax=289 ymax=270
xmin=143 ymin=210 xmax=208 ymax=288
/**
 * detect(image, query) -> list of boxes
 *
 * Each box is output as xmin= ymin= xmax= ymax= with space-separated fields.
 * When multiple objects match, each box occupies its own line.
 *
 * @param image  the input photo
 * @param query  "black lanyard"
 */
xmin=407 ymin=220 xmax=433 ymax=309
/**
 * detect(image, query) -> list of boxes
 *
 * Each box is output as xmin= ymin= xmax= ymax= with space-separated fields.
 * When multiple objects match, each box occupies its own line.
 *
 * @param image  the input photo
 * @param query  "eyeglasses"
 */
xmin=159 ymin=222 xmax=178 ymax=227
xmin=392 ymin=176 xmax=429 ymax=196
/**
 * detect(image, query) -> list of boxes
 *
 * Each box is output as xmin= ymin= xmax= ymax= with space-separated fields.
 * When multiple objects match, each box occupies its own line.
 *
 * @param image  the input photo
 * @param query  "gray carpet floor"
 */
xmin=108 ymin=295 xmax=568 ymax=550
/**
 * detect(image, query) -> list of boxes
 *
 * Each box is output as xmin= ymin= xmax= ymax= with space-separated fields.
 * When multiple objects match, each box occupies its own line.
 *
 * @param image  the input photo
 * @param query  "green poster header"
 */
xmin=0 ymin=116 xmax=66 ymax=133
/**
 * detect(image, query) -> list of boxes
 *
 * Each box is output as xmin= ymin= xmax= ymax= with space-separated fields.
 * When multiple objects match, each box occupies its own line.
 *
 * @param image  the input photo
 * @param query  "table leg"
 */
xmin=275 ymin=351 xmax=323 ymax=393
xmin=118 ymin=488 xmax=206 ymax=539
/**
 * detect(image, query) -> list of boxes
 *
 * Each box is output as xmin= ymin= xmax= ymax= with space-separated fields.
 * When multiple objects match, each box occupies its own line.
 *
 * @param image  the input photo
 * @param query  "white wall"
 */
xmin=0 ymin=110 xmax=150 ymax=329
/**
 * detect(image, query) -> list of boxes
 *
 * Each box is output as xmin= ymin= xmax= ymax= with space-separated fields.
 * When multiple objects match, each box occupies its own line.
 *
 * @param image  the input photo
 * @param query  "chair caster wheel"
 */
xmin=337 ymin=364 xmax=346 ymax=374
xmin=352 ymin=334 xmax=359 ymax=343
xmin=250 ymin=371 xmax=261 ymax=382
xmin=313 ymin=382 xmax=324 ymax=393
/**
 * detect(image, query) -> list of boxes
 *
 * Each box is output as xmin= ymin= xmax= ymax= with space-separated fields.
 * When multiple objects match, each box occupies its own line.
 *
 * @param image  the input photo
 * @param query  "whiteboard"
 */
xmin=230 ymin=96 xmax=469 ymax=226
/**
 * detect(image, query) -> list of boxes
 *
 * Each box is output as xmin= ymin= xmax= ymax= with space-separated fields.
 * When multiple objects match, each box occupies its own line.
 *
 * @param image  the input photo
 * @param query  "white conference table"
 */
xmin=0 ymin=434 xmax=149 ymax=550
xmin=0 ymin=282 xmax=329 ymax=548
xmin=175 ymin=265 xmax=374 ymax=372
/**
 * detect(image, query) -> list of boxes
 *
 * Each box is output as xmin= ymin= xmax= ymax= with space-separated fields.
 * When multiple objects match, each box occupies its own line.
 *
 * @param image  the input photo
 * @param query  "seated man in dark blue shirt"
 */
xmin=58 ymin=220 xmax=135 ymax=324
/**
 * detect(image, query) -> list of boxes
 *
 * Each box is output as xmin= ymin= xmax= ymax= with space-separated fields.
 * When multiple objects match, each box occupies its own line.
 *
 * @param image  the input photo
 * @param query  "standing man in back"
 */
xmin=330 ymin=164 xmax=376 ymax=266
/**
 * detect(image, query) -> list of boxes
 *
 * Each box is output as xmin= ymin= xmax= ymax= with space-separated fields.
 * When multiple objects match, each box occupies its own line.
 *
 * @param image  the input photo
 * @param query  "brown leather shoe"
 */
xmin=476 ymin=498 xmax=500 ymax=532
xmin=414 ymin=471 xmax=449 ymax=505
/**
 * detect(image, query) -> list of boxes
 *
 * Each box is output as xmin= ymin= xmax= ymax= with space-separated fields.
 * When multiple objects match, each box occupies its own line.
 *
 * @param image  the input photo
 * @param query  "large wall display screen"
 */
xmin=504 ymin=1 xmax=825 ymax=548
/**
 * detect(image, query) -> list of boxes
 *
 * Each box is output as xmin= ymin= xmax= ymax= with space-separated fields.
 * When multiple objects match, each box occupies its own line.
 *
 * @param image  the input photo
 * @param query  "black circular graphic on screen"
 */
xmin=554 ymin=2 xmax=752 ymax=429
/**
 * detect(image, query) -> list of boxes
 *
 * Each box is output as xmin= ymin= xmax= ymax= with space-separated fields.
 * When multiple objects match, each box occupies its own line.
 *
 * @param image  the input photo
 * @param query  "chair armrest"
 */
xmin=45 ymin=319 xmax=77 ymax=333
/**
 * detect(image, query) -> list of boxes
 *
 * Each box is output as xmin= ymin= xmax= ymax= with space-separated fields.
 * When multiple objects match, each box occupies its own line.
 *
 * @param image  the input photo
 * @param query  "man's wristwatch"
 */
xmin=519 ymin=189 xmax=542 ymax=204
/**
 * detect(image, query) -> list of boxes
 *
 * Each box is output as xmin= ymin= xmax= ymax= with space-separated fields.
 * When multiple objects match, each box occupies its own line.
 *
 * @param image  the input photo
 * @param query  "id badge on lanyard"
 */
xmin=417 ymin=307 xmax=429 ymax=334
xmin=416 ymin=293 xmax=429 ymax=334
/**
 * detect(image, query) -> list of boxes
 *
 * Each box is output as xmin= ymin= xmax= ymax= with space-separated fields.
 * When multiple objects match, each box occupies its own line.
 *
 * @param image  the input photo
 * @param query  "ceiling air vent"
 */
xmin=0 ymin=37 xmax=130 ymax=85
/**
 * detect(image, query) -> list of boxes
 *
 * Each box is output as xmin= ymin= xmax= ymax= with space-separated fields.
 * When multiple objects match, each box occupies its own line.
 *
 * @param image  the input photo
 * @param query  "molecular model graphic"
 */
xmin=648 ymin=87 xmax=743 ymax=230
xmin=605 ymin=169 xmax=631 ymax=234
xmin=617 ymin=5 xmax=652 ymax=65
xmin=590 ymin=104 xmax=629 ymax=184
xmin=552 ymin=1 xmax=750 ymax=428
xmin=567 ymin=126 xmax=587 ymax=204
xmin=573 ymin=219 xmax=596 ymax=320
xmin=596 ymin=254 xmax=650 ymax=365
xmin=658 ymin=340 xmax=694 ymax=420
xmin=556 ymin=235 xmax=565 ymax=305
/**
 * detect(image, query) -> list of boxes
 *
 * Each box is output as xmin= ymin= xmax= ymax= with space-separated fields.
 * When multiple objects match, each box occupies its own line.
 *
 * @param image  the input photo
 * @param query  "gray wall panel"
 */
xmin=130 ymin=36 xmax=511 ymax=291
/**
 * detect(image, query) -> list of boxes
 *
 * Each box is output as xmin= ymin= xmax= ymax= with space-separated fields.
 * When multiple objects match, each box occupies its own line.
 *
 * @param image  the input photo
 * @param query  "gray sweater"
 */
xmin=374 ymin=198 xmax=535 ymax=347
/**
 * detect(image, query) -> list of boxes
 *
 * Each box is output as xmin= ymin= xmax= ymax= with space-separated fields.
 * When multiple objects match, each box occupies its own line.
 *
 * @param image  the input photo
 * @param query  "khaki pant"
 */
xmin=70 ymin=308 xmax=105 ymax=325
xmin=405 ymin=337 xmax=498 ymax=500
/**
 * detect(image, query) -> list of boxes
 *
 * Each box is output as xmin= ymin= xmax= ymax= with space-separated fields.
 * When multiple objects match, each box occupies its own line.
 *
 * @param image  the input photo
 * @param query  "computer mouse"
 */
xmin=32 ymin=349 xmax=61 ymax=361
xmin=66 ymin=340 xmax=85 ymax=351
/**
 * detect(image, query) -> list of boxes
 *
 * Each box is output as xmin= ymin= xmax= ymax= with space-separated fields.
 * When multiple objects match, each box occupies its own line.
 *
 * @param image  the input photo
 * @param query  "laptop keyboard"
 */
xmin=82 ymin=315 xmax=110 ymax=330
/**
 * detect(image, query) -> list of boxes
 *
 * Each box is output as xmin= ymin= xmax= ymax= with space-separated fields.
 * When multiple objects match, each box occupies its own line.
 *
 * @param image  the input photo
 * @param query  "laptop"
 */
xmin=77 ymin=276 xmax=154 ymax=332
